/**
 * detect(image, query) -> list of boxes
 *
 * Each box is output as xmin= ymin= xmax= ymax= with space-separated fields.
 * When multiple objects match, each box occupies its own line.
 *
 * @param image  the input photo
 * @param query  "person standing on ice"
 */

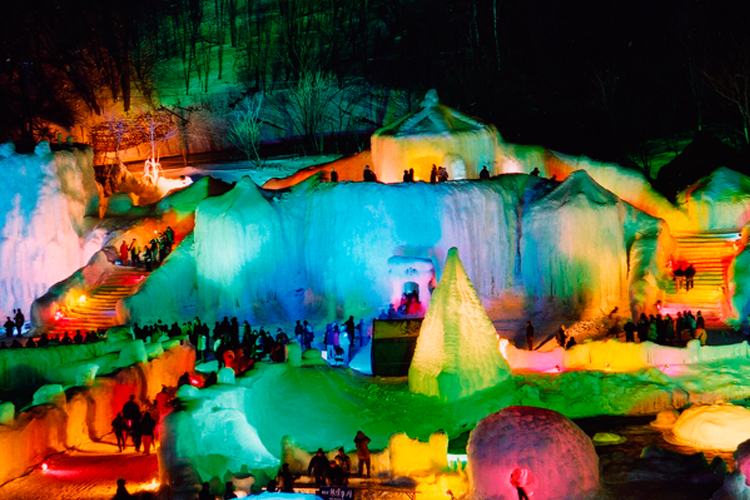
xmin=140 ymin=410 xmax=156 ymax=455
xmin=479 ymin=165 xmax=490 ymax=180
xmin=3 ymin=316 xmax=14 ymax=337
xmin=119 ymin=241 xmax=130 ymax=265
xmin=330 ymin=167 xmax=339 ymax=182
xmin=525 ymin=321 xmax=534 ymax=350
xmin=354 ymin=430 xmax=371 ymax=477
xmin=111 ymin=412 xmax=127 ymax=452
xmin=344 ymin=316 xmax=356 ymax=345
xmin=623 ymin=319 xmax=636 ymax=342
xmin=308 ymin=448 xmax=330 ymax=486
xmin=295 ymin=320 xmax=304 ymax=345
xmin=14 ymin=308 xmax=24 ymax=336
xmin=304 ymin=320 xmax=314 ymax=350
xmin=430 ymin=165 xmax=437 ymax=184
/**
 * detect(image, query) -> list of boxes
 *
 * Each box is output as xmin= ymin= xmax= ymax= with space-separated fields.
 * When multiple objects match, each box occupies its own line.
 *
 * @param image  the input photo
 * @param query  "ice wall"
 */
xmin=409 ymin=248 xmax=511 ymax=401
xmin=0 ymin=142 xmax=98 ymax=317
xmin=676 ymin=167 xmax=750 ymax=231
xmin=521 ymin=171 xmax=662 ymax=316
xmin=123 ymin=170 xmax=662 ymax=326
xmin=730 ymin=247 xmax=750 ymax=322
xmin=668 ymin=404 xmax=750 ymax=451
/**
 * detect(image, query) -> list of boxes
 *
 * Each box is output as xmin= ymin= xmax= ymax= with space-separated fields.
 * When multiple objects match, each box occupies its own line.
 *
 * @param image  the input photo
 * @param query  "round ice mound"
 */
xmin=467 ymin=406 xmax=599 ymax=500
xmin=668 ymin=404 xmax=750 ymax=451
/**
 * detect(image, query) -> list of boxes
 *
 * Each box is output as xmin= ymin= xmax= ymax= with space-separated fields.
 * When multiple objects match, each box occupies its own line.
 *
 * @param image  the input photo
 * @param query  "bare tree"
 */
xmin=227 ymin=93 xmax=264 ymax=163
xmin=133 ymin=111 xmax=178 ymax=184
xmin=278 ymin=70 xmax=340 ymax=153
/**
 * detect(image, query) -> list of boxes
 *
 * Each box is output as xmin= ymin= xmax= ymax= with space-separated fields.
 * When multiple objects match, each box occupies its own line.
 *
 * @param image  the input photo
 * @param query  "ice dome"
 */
xmin=668 ymin=404 xmax=750 ymax=452
xmin=467 ymin=406 xmax=599 ymax=500
xmin=371 ymin=89 xmax=498 ymax=183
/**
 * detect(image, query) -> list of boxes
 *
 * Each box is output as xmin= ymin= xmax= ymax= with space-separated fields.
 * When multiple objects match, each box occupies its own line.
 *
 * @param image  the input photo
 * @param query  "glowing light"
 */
xmin=498 ymin=338 xmax=510 ymax=360
xmin=140 ymin=478 xmax=160 ymax=492
xmin=54 ymin=310 xmax=63 ymax=320
xmin=77 ymin=295 xmax=87 ymax=304
xmin=41 ymin=463 xmax=48 ymax=472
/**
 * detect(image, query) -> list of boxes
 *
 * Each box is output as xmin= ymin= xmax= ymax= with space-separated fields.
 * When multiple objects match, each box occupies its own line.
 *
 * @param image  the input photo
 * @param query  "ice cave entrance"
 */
xmin=388 ymin=255 xmax=435 ymax=316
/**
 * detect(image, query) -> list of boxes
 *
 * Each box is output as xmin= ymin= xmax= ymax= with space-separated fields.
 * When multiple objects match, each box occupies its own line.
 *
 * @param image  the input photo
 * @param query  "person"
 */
xmin=14 ymin=308 xmax=24 ymax=336
xmin=403 ymin=170 xmax=410 ymax=182
xmin=438 ymin=166 xmax=449 ymax=182
xmin=696 ymin=311 xmax=705 ymax=330
xmin=408 ymin=168 xmax=415 ymax=182
xmin=140 ymin=410 xmax=156 ymax=455
xmin=330 ymin=168 xmax=339 ymax=182
xmin=224 ymin=481 xmax=237 ymax=499
xmin=509 ymin=468 xmax=530 ymax=500
xmin=623 ymin=319 xmax=636 ymax=343
xmin=525 ymin=321 xmax=534 ymax=351
xmin=327 ymin=460 xmax=347 ymax=486
xmin=354 ymin=430 xmax=371 ymax=477
xmin=155 ymin=385 xmax=170 ymax=417
xmin=61 ymin=331 xmax=73 ymax=345
xmin=363 ymin=165 xmax=375 ymax=182
xmin=308 ymin=448 xmax=329 ymax=486
xmin=278 ymin=463 xmax=296 ymax=493
xmin=111 ymin=412 xmax=127 ymax=452
xmin=334 ymin=447 xmax=351 ymax=485
xmin=530 ymin=167 xmax=540 ymax=176
xmin=119 ymin=241 xmax=130 ymax=266
xmin=303 ymin=320 xmax=313 ymax=350
xmin=555 ymin=325 xmax=566 ymax=348
xmin=430 ymin=165 xmax=437 ymax=184
xmin=684 ymin=264 xmax=696 ymax=291
xmin=344 ymin=316 xmax=356 ymax=346
xmin=113 ymin=478 xmax=132 ymax=499
xmin=3 ymin=316 xmax=15 ymax=337
xmin=479 ymin=165 xmax=490 ymax=180
xmin=129 ymin=239 xmax=140 ymax=267
xmin=295 ymin=320 xmax=304 ymax=345
xmin=122 ymin=395 xmax=141 ymax=450
xmin=198 ymin=482 xmax=213 ymax=500
xmin=266 ymin=479 xmax=278 ymax=492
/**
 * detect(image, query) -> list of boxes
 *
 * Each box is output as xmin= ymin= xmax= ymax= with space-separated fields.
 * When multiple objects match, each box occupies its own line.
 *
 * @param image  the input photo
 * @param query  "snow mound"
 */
xmin=409 ymin=247 xmax=510 ymax=401
xmin=467 ymin=406 xmax=599 ymax=500
xmin=667 ymin=404 xmax=750 ymax=451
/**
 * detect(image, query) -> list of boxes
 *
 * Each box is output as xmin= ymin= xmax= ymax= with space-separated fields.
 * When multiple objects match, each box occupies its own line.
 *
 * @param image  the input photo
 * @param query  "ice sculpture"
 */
xmin=667 ymin=404 xmax=750 ymax=451
xmin=408 ymin=247 xmax=510 ymax=401
xmin=467 ymin=406 xmax=599 ymax=500
xmin=371 ymin=89 xmax=499 ymax=183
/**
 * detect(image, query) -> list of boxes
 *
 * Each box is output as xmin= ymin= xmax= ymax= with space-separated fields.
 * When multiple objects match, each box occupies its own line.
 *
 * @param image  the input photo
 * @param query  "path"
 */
xmin=0 ymin=435 xmax=159 ymax=500
xmin=46 ymin=266 xmax=149 ymax=337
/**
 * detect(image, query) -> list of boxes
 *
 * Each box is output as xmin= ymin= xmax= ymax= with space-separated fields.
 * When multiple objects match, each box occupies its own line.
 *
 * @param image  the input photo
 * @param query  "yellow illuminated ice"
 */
xmin=667 ymin=404 xmax=750 ymax=451
xmin=408 ymin=247 xmax=510 ymax=401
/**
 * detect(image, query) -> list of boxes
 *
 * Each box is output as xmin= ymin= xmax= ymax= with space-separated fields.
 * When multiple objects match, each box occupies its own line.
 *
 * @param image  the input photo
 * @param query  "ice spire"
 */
xmin=408 ymin=247 xmax=511 ymax=401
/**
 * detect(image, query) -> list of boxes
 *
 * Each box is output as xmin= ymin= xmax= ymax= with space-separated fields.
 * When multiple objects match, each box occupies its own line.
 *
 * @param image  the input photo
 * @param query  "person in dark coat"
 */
xmin=525 ymin=321 xmax=534 ymax=351
xmin=113 ymin=478 xmax=132 ymax=499
xmin=111 ymin=412 xmax=127 ymax=452
xmin=140 ymin=411 xmax=157 ymax=455
xmin=623 ymin=319 xmax=636 ymax=343
xmin=308 ymin=448 xmax=329 ymax=486
xmin=479 ymin=165 xmax=490 ymax=180
xmin=327 ymin=460 xmax=347 ymax=486
xmin=198 ymin=482 xmax=213 ymax=500
xmin=354 ymin=431 xmax=371 ymax=477
xmin=4 ymin=317 xmax=15 ymax=337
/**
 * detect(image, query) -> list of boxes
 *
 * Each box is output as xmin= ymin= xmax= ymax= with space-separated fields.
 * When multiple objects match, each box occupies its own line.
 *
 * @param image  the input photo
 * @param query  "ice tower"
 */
xmin=408 ymin=247 xmax=510 ymax=401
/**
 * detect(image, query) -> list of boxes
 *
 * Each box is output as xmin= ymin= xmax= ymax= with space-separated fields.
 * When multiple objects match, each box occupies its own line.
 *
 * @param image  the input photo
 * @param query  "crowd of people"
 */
xmin=118 ymin=226 xmax=175 ymax=271
xmin=2 ymin=308 xmax=25 ymax=337
xmin=673 ymin=264 xmax=697 ymax=291
xmin=0 ymin=328 xmax=107 ymax=349
xmin=131 ymin=314 xmax=365 ymax=374
xmin=306 ymin=430 xmax=371 ymax=488
xmin=622 ymin=310 xmax=707 ymax=346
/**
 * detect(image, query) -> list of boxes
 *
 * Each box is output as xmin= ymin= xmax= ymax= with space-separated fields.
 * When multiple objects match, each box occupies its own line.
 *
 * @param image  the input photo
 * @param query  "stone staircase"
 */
xmin=659 ymin=232 xmax=743 ymax=327
xmin=46 ymin=266 xmax=149 ymax=338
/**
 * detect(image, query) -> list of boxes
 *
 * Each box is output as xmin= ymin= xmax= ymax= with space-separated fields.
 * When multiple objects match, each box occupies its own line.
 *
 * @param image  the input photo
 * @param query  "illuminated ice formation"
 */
xmin=521 ymin=170 xmax=662 ymax=317
xmin=0 ymin=141 xmax=98 ymax=316
xmin=370 ymin=89 xmax=498 ymax=183
xmin=388 ymin=431 xmax=449 ymax=475
xmin=667 ymin=404 xmax=750 ymax=451
xmin=408 ymin=247 xmax=510 ymax=401
xmin=467 ymin=406 xmax=599 ymax=500
xmin=676 ymin=167 xmax=750 ymax=231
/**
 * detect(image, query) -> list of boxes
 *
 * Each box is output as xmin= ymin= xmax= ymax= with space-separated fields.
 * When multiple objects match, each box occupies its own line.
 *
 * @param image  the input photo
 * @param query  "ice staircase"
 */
xmin=658 ymin=232 xmax=743 ymax=327
xmin=45 ymin=266 xmax=149 ymax=337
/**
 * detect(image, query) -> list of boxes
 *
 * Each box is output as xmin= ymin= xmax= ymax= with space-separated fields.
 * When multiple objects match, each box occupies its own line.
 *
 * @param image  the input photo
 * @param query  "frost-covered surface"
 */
xmin=124 ymin=171 xmax=662 ymax=326
xmin=676 ymin=168 xmax=750 ymax=231
xmin=730 ymin=248 xmax=750 ymax=322
xmin=1 ymin=142 xmax=98 ymax=317
xmin=666 ymin=404 xmax=750 ymax=451
xmin=409 ymin=247 xmax=511 ymax=401
xmin=467 ymin=406 xmax=599 ymax=500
